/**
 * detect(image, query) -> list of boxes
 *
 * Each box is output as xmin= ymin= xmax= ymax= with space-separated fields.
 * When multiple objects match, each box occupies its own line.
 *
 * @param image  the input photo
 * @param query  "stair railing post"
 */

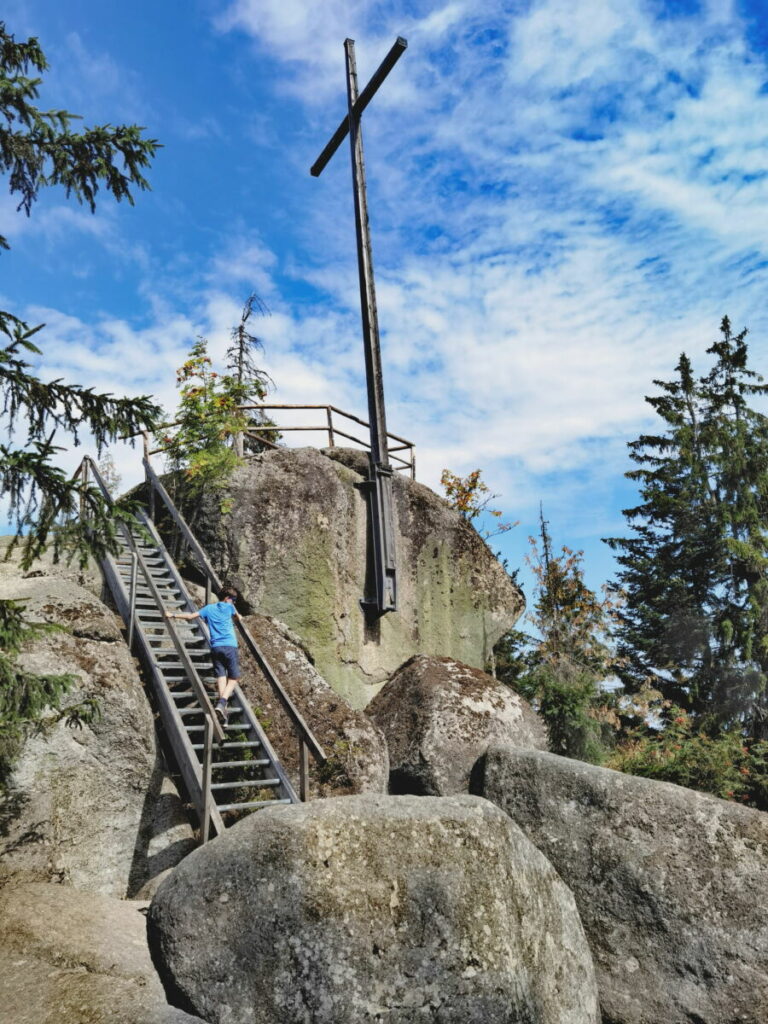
xmin=201 ymin=715 xmax=214 ymax=843
xmin=143 ymin=435 xmax=156 ymax=523
xmin=326 ymin=406 xmax=335 ymax=447
xmin=127 ymin=551 xmax=138 ymax=651
xmin=298 ymin=737 xmax=309 ymax=801
xmin=79 ymin=459 xmax=89 ymax=522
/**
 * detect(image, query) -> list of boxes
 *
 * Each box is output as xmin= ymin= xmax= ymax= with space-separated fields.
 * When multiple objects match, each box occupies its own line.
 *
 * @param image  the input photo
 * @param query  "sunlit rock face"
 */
xmin=191 ymin=447 xmax=524 ymax=709
xmin=0 ymin=543 xmax=195 ymax=899
xmin=367 ymin=654 xmax=547 ymax=795
xmin=148 ymin=794 xmax=600 ymax=1024
xmin=478 ymin=745 xmax=768 ymax=1024
xmin=0 ymin=882 xmax=202 ymax=1023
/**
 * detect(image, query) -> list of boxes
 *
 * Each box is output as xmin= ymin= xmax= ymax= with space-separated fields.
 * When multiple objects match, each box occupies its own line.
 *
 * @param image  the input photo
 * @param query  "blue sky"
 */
xmin=5 ymin=0 xmax=768 ymax=605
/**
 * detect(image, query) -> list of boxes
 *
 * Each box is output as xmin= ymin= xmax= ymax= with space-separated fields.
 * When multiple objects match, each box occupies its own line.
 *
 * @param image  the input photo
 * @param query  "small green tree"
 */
xmin=224 ymin=293 xmax=279 ymax=455
xmin=160 ymin=296 xmax=280 ymax=507
xmin=609 ymin=704 xmax=768 ymax=808
xmin=160 ymin=337 xmax=243 ymax=495
xmin=497 ymin=508 xmax=621 ymax=762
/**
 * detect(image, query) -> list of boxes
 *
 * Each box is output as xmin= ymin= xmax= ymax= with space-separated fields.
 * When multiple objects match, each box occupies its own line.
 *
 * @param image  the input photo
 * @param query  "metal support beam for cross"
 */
xmin=311 ymin=37 xmax=407 ymax=616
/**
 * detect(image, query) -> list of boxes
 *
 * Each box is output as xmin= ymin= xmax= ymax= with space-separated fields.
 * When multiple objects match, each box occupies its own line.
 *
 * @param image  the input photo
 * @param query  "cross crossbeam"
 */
xmin=311 ymin=37 xmax=407 ymax=616
xmin=310 ymin=37 xmax=407 ymax=178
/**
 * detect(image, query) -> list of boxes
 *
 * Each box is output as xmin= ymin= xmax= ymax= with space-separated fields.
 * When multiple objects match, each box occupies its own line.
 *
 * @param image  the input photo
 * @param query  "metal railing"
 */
xmin=142 ymin=458 xmax=326 ymax=799
xmin=144 ymin=403 xmax=416 ymax=479
xmin=74 ymin=456 xmax=226 ymax=840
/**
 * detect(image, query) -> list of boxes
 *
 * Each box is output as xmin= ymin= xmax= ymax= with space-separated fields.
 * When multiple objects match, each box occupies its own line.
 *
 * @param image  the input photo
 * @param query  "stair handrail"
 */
xmin=75 ymin=456 xmax=226 ymax=757
xmin=142 ymin=458 xmax=327 ymax=773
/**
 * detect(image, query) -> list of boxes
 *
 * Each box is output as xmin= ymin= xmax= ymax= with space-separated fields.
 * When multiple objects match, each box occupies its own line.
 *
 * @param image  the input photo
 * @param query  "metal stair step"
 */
xmin=185 ymin=723 xmax=252 ymax=733
xmin=218 ymin=798 xmax=292 ymax=812
xmin=118 ymin=569 xmax=172 ymax=580
xmin=211 ymin=778 xmax=280 ymax=791
xmin=212 ymin=759 xmax=270 ymax=770
xmin=124 ymin=585 xmax=177 ymax=595
xmin=149 ymin=647 xmax=209 ymax=656
xmin=156 ymin=662 xmax=215 ymax=674
xmin=192 ymin=740 xmax=262 ymax=750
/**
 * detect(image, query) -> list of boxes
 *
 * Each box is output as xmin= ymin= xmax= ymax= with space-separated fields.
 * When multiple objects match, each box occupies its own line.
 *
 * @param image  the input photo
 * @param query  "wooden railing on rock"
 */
xmin=144 ymin=403 xmax=416 ymax=479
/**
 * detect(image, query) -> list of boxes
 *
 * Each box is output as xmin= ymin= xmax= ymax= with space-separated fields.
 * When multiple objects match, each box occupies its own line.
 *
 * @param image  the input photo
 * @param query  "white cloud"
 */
xmin=9 ymin=0 xmax=768 ymax=590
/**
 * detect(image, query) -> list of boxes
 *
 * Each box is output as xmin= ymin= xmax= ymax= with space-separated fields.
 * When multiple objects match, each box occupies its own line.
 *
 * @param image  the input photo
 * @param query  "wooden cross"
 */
xmin=311 ymin=37 xmax=407 ymax=616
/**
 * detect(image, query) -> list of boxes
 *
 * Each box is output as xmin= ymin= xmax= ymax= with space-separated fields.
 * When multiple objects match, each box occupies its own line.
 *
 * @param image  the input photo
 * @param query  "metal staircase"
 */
xmin=77 ymin=456 xmax=325 ymax=840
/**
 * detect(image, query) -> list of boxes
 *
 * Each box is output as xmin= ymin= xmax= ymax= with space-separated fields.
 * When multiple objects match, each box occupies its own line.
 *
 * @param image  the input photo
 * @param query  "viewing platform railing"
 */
xmin=143 ymin=403 xmax=416 ymax=479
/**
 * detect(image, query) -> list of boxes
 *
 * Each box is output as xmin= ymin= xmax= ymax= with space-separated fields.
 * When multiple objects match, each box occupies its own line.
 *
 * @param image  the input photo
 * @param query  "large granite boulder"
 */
xmin=240 ymin=613 xmax=388 ymax=796
xmin=0 ymin=550 xmax=195 ymax=898
xmin=367 ymin=655 xmax=546 ymax=795
xmin=184 ymin=447 xmax=524 ymax=707
xmin=148 ymin=794 xmax=599 ymax=1024
xmin=478 ymin=745 xmax=768 ymax=1024
xmin=0 ymin=882 xmax=202 ymax=1023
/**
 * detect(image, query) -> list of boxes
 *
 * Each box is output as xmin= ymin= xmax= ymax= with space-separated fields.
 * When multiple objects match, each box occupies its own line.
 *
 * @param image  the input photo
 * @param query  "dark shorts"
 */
xmin=211 ymin=645 xmax=240 ymax=680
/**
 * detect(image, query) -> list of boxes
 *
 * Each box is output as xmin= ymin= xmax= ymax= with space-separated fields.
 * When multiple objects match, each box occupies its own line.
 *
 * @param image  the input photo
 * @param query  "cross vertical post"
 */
xmin=311 ymin=37 xmax=407 ymax=616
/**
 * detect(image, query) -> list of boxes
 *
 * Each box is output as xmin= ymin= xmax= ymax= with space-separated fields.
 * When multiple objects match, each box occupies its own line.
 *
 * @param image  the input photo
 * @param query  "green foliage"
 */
xmin=159 ymin=337 xmax=246 ymax=498
xmin=160 ymin=298 xmax=279 ymax=508
xmin=0 ymin=599 xmax=100 ymax=787
xmin=441 ymin=468 xmax=516 ymax=540
xmin=316 ymin=739 xmax=355 ymax=788
xmin=0 ymin=21 xmax=157 ymax=779
xmin=0 ymin=23 xmax=161 ymax=568
xmin=609 ymin=706 xmax=768 ymax=808
xmin=0 ymin=22 xmax=159 ymax=253
xmin=1 ymin=312 xmax=160 ymax=568
xmin=225 ymin=293 xmax=279 ymax=454
xmin=606 ymin=317 xmax=768 ymax=733
xmin=496 ymin=507 xmax=621 ymax=762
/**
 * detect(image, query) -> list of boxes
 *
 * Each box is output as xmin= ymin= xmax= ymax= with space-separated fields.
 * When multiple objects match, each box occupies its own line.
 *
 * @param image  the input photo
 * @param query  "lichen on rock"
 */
xmin=478 ymin=744 xmax=768 ymax=1024
xmin=0 ymin=545 xmax=195 ymax=898
xmin=148 ymin=794 xmax=600 ymax=1024
xmin=185 ymin=447 xmax=524 ymax=708
xmin=368 ymin=654 xmax=547 ymax=796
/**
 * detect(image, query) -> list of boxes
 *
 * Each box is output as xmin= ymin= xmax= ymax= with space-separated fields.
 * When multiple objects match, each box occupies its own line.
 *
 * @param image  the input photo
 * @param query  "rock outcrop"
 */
xmin=186 ymin=447 xmax=524 ymax=707
xmin=478 ymin=744 xmax=768 ymax=1024
xmin=0 ymin=548 xmax=195 ymax=898
xmin=367 ymin=655 xmax=547 ymax=795
xmin=0 ymin=881 xmax=202 ymax=1023
xmin=148 ymin=794 xmax=599 ymax=1024
xmin=240 ymin=613 xmax=389 ymax=796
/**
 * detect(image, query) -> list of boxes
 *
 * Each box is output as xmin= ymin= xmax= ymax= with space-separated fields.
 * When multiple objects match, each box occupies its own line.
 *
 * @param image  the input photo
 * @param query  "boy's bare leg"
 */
xmin=215 ymin=675 xmax=227 ymax=700
xmin=222 ymin=677 xmax=238 ymax=701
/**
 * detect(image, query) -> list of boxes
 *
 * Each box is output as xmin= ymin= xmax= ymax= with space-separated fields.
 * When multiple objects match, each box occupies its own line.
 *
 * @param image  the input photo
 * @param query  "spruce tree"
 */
xmin=0 ymin=21 xmax=161 ymax=566
xmin=607 ymin=318 xmax=768 ymax=732
xmin=0 ymin=21 xmax=160 ymax=776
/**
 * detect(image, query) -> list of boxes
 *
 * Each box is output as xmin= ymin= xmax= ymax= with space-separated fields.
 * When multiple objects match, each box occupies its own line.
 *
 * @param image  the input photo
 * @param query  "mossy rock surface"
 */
xmin=185 ymin=448 xmax=524 ymax=708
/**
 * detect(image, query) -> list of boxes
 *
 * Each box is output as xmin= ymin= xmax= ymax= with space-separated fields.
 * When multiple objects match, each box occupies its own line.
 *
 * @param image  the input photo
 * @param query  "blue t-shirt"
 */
xmin=198 ymin=601 xmax=237 ymax=648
